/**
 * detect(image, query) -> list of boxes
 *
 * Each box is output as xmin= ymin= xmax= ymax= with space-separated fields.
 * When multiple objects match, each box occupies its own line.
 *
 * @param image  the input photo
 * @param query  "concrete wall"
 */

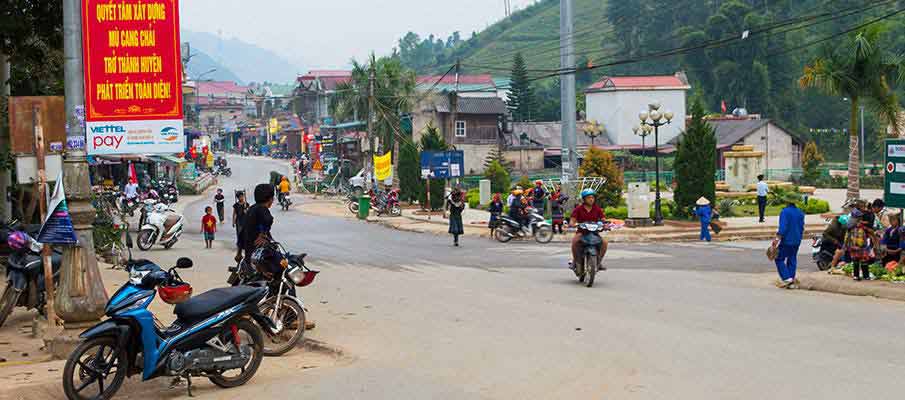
xmin=503 ymin=148 xmax=545 ymax=173
xmin=585 ymin=89 xmax=687 ymax=146
xmin=740 ymin=122 xmax=800 ymax=179
xmin=458 ymin=144 xmax=496 ymax=176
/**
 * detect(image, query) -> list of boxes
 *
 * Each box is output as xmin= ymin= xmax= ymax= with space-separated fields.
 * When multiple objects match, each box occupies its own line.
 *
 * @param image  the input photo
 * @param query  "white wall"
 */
xmin=741 ymin=122 xmax=798 ymax=179
xmin=585 ymin=89 xmax=687 ymax=146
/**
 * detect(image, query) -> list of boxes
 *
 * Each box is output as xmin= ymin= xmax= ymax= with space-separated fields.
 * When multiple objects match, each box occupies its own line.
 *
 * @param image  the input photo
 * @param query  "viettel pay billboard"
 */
xmin=82 ymin=0 xmax=184 ymax=155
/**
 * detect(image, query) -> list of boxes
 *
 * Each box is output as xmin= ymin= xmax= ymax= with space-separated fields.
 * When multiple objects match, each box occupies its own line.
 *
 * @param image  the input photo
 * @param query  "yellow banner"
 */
xmin=269 ymin=118 xmax=279 ymax=134
xmin=374 ymin=151 xmax=392 ymax=181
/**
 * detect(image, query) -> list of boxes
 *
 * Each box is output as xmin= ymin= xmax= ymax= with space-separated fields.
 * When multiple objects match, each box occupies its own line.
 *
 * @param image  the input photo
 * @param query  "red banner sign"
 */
xmin=81 ymin=0 xmax=185 ymax=155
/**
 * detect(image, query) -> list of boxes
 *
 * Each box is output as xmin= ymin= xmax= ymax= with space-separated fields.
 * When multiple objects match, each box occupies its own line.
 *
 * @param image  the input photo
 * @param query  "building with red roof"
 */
xmin=295 ymin=70 xmax=353 ymax=124
xmin=585 ymin=72 xmax=690 ymax=146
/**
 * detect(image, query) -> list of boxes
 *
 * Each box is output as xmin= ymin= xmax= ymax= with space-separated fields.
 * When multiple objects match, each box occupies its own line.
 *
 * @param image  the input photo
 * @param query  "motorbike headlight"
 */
xmin=129 ymin=269 xmax=150 ymax=285
xmin=287 ymin=266 xmax=305 ymax=285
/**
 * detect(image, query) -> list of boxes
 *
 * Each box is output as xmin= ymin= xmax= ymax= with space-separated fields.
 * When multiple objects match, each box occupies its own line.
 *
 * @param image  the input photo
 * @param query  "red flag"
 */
xmin=128 ymin=163 xmax=138 ymax=184
xmin=720 ymin=100 xmax=727 ymax=114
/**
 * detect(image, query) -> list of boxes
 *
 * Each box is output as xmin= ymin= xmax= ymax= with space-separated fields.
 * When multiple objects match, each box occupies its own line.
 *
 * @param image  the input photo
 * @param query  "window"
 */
xmin=455 ymin=120 xmax=467 ymax=137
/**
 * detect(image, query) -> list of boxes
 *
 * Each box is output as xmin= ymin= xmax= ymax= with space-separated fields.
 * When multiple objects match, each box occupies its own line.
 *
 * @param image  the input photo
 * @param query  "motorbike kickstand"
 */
xmin=185 ymin=374 xmax=194 ymax=397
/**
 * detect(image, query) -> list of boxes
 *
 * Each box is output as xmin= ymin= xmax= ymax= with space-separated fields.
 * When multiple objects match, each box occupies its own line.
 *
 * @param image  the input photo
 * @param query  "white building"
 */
xmin=584 ymin=73 xmax=690 ymax=146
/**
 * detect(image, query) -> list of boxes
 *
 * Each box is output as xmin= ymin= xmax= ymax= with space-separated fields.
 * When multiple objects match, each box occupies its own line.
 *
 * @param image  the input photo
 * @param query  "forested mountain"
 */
xmin=395 ymin=0 xmax=905 ymax=162
xmin=184 ymin=48 xmax=244 ymax=84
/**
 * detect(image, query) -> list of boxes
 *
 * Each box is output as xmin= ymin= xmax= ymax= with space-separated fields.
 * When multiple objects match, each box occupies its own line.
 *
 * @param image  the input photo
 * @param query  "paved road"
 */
xmin=185 ymin=156 xmax=809 ymax=274
xmin=164 ymin=156 xmax=905 ymax=400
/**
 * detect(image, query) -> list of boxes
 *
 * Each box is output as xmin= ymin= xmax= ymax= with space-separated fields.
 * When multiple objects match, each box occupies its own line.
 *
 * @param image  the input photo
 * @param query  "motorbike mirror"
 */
xmin=175 ymin=257 xmax=193 ymax=269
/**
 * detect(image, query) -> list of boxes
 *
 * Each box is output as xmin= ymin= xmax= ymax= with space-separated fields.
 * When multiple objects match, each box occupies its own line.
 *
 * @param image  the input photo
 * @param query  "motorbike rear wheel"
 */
xmin=495 ymin=226 xmax=514 ymax=243
xmin=62 ymin=336 xmax=128 ymax=400
xmin=136 ymin=229 xmax=155 ymax=251
xmin=535 ymin=225 xmax=554 ymax=243
xmin=348 ymin=200 xmax=359 ymax=214
xmin=259 ymin=297 xmax=306 ymax=356
xmin=0 ymin=285 xmax=22 ymax=329
xmin=585 ymin=254 xmax=598 ymax=288
xmin=208 ymin=319 xmax=264 ymax=388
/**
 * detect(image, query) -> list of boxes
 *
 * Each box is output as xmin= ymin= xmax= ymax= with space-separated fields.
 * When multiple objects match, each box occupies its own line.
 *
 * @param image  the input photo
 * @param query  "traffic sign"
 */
xmin=884 ymin=139 xmax=905 ymax=207
xmin=312 ymin=159 xmax=323 ymax=171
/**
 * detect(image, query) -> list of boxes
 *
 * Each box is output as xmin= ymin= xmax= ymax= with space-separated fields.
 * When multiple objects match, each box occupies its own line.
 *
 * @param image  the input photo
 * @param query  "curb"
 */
xmin=797 ymin=273 xmax=905 ymax=302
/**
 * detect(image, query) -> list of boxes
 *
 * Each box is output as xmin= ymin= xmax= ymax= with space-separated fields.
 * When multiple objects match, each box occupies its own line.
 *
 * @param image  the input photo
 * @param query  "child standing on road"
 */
xmin=202 ymin=206 xmax=217 ymax=249
xmin=488 ymin=193 xmax=504 ymax=239
xmin=845 ymin=212 xmax=873 ymax=281
xmin=214 ymin=188 xmax=226 ymax=223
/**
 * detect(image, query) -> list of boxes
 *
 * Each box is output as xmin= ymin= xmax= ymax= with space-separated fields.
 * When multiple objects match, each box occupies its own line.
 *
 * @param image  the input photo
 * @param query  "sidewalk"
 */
xmin=797 ymin=271 xmax=905 ymax=302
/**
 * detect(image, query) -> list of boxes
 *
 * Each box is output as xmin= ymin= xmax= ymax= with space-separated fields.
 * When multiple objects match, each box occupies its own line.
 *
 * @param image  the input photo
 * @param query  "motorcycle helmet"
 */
xmin=580 ymin=188 xmax=596 ymax=199
xmin=512 ymin=189 xmax=523 ymax=196
xmin=7 ymin=231 xmax=29 ymax=250
xmin=158 ymin=282 xmax=192 ymax=304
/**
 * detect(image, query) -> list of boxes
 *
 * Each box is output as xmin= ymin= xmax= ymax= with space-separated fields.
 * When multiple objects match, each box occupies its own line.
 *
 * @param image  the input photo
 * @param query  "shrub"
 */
xmin=800 ymin=198 xmax=830 ymax=214
xmin=466 ymin=188 xmax=480 ymax=209
xmin=578 ymin=147 xmax=624 ymax=207
xmin=801 ymin=141 xmax=824 ymax=185
xmin=768 ymin=185 xmax=802 ymax=206
xmin=716 ymin=199 xmax=738 ymax=217
xmin=483 ymin=160 xmax=511 ymax=194
xmin=673 ymin=98 xmax=717 ymax=218
xmin=605 ymin=206 xmax=628 ymax=219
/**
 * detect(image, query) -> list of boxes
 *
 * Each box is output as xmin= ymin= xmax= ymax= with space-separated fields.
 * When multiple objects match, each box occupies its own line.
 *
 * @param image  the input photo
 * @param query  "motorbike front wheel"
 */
xmin=0 ymin=285 xmax=22 ymax=329
xmin=62 ymin=336 xmax=128 ymax=400
xmin=534 ymin=225 xmax=554 ymax=244
xmin=136 ymin=229 xmax=155 ymax=251
xmin=585 ymin=254 xmax=598 ymax=288
xmin=348 ymin=201 xmax=359 ymax=214
xmin=390 ymin=205 xmax=401 ymax=217
xmin=259 ymin=297 xmax=306 ymax=356
xmin=208 ymin=319 xmax=264 ymax=388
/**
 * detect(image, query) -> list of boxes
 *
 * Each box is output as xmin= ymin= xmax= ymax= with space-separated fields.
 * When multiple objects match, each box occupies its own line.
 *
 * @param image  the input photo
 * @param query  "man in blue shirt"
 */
xmin=775 ymin=201 xmax=805 ymax=288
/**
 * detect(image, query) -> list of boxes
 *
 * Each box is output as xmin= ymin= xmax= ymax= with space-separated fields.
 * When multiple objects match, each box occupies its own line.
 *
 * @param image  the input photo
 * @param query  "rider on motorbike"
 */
xmin=278 ymin=176 xmax=292 ymax=204
xmin=570 ymin=189 xmax=608 ymax=270
xmin=508 ymin=189 xmax=525 ymax=230
xmin=238 ymin=184 xmax=276 ymax=266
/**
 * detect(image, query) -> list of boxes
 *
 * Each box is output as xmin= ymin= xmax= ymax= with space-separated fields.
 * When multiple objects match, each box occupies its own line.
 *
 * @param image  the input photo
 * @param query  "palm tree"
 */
xmin=800 ymin=24 xmax=905 ymax=200
xmin=332 ymin=54 xmax=417 ymax=186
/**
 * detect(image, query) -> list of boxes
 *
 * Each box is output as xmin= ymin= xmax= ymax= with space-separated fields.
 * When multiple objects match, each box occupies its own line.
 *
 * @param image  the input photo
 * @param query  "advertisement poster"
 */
xmin=38 ymin=173 xmax=79 ymax=245
xmin=373 ymin=151 xmax=392 ymax=181
xmin=82 ymin=0 xmax=184 ymax=155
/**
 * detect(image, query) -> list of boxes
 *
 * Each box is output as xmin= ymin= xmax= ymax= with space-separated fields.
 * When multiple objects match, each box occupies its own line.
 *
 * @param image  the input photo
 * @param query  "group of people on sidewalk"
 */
xmin=486 ymin=181 xmax=570 ymax=239
xmin=819 ymin=199 xmax=895 ymax=281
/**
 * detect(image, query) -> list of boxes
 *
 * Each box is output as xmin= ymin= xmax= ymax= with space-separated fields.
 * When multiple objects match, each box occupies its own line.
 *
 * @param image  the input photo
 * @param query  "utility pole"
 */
xmin=560 ymin=0 xmax=577 ymax=182
xmin=53 ymin=0 xmax=108 ymax=355
xmin=448 ymin=60 xmax=460 ymax=146
xmin=0 ymin=49 xmax=11 ymax=220
xmin=366 ymin=64 xmax=376 ymax=189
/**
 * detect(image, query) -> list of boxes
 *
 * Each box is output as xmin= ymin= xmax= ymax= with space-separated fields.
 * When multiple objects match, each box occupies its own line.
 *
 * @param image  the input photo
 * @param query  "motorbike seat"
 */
xmin=173 ymin=286 xmax=263 ymax=325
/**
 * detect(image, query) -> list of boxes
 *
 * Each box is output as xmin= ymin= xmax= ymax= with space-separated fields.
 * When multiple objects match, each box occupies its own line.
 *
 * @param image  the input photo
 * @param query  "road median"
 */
xmin=797 ymin=272 xmax=905 ymax=302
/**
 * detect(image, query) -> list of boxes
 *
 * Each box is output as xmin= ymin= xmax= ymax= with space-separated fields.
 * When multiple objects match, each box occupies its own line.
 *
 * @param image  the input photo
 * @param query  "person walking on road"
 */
xmin=488 ymin=193 xmax=503 ymax=240
xmin=774 ymin=201 xmax=805 ymax=288
xmin=232 ymin=190 xmax=249 ymax=248
xmin=202 ymin=206 xmax=217 ymax=249
xmin=694 ymin=197 xmax=713 ymax=242
xmin=214 ymin=188 xmax=226 ymax=224
xmin=446 ymin=186 xmax=466 ymax=247
xmin=756 ymin=175 xmax=768 ymax=223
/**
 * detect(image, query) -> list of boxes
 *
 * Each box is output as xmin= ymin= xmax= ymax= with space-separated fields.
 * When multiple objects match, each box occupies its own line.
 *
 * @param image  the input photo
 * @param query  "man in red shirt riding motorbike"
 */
xmin=570 ymin=189 xmax=608 ymax=270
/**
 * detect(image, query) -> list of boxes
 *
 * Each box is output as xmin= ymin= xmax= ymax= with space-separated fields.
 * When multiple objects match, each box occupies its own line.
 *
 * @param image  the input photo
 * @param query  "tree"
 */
xmin=483 ymin=160 xmax=511 ymax=194
xmin=507 ymin=52 xmax=537 ymax=122
xmin=578 ymin=147 xmax=624 ymax=208
xmin=398 ymin=140 xmax=421 ymax=203
xmin=801 ymin=141 xmax=825 ymax=185
xmin=674 ymin=98 xmax=717 ymax=218
xmin=800 ymin=25 xmax=905 ymax=200
xmin=419 ymin=122 xmax=447 ymax=210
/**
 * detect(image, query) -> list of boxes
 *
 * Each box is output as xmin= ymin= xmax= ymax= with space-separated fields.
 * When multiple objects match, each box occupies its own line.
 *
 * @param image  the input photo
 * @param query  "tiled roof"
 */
xmin=433 ymin=96 xmax=507 ymax=115
xmin=417 ymin=74 xmax=495 ymax=86
xmin=667 ymin=118 xmax=769 ymax=147
xmin=197 ymin=81 xmax=250 ymax=97
xmin=510 ymin=121 xmax=610 ymax=149
xmin=306 ymin=70 xmax=352 ymax=77
xmin=587 ymin=75 xmax=689 ymax=91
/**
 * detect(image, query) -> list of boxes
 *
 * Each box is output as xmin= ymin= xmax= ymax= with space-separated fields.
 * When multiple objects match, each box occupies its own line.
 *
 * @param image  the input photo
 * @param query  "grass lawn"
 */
xmin=733 ymin=204 xmax=786 ymax=217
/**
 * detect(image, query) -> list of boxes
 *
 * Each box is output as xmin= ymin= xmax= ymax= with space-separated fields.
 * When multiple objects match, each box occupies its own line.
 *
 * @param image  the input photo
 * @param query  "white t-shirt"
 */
xmin=124 ymin=182 xmax=139 ymax=199
xmin=756 ymin=181 xmax=769 ymax=197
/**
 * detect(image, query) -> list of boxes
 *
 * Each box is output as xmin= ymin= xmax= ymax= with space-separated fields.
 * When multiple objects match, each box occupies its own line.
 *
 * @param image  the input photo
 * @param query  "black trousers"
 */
xmin=216 ymin=202 xmax=225 ymax=221
xmin=757 ymin=196 xmax=767 ymax=221
xmin=852 ymin=260 xmax=870 ymax=279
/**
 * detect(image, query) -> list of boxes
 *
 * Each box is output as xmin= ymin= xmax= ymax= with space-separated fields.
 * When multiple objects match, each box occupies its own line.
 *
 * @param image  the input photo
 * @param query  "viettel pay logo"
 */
xmin=161 ymin=127 xmax=180 ymax=142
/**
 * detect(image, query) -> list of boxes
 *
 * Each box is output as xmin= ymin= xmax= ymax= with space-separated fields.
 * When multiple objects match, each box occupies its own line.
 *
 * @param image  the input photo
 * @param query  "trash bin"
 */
xmin=358 ymin=195 xmax=371 ymax=220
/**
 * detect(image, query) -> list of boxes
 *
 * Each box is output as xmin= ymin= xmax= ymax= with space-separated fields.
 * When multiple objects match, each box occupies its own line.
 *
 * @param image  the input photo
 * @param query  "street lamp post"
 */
xmin=638 ymin=102 xmax=674 ymax=226
xmin=632 ymin=125 xmax=652 ymax=178
xmin=581 ymin=119 xmax=604 ymax=147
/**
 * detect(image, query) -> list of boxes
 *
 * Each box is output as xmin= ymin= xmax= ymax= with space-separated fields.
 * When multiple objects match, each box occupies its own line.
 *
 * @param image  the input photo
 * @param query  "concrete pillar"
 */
xmin=479 ymin=179 xmax=491 ymax=206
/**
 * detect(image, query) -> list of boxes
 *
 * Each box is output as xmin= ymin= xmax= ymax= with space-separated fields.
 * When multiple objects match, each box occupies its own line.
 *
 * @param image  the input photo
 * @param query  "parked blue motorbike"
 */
xmin=62 ymin=232 xmax=275 ymax=399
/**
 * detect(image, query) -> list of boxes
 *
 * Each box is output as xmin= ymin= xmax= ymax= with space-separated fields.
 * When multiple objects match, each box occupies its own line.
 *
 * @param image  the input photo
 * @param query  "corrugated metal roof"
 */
xmin=433 ymin=96 xmax=507 ymax=115
xmin=509 ymin=122 xmax=610 ymax=149
xmin=667 ymin=118 xmax=769 ymax=147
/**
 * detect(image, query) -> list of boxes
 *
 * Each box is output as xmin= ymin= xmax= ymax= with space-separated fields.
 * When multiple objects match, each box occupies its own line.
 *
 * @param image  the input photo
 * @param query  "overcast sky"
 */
xmin=179 ymin=0 xmax=537 ymax=71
